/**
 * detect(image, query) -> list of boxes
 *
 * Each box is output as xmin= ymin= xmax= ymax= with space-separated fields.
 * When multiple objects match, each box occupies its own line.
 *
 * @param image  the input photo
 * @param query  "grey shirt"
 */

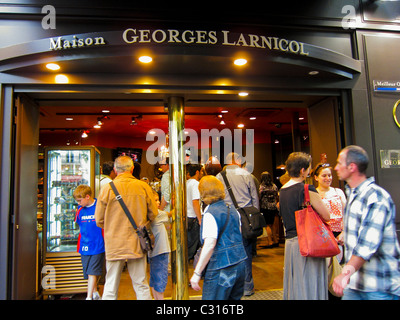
xmin=217 ymin=165 xmax=259 ymax=209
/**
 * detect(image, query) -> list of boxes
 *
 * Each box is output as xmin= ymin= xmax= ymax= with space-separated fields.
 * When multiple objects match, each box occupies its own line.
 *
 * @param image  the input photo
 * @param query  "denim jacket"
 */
xmin=201 ymin=200 xmax=247 ymax=271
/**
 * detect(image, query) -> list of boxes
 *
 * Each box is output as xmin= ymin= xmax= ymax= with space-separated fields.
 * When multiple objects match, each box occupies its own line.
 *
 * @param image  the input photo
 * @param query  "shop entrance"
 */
xmin=4 ymin=85 xmax=346 ymax=299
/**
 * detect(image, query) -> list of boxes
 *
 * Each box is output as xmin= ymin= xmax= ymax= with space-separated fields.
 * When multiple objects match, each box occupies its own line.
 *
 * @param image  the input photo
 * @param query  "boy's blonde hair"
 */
xmin=73 ymin=185 xmax=92 ymax=199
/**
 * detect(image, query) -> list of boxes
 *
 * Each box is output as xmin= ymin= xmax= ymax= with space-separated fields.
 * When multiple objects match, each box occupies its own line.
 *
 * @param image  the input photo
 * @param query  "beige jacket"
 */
xmin=95 ymin=172 xmax=158 ymax=260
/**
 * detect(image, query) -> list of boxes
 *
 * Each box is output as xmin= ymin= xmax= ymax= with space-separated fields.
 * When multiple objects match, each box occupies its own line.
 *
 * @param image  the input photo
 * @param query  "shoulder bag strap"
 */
xmin=221 ymin=170 xmax=239 ymax=210
xmin=109 ymin=181 xmax=138 ymax=230
xmin=304 ymin=184 xmax=311 ymax=205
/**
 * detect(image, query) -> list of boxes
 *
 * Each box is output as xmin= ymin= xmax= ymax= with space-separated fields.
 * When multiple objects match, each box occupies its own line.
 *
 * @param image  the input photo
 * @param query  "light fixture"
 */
xmin=221 ymin=110 xmax=228 ymax=113
xmin=102 ymin=109 xmax=110 ymax=113
xmin=237 ymin=123 xmax=245 ymax=128
xmin=93 ymin=124 xmax=101 ymax=129
xmin=131 ymin=117 xmax=137 ymax=125
xmin=55 ymin=74 xmax=69 ymax=83
xmin=234 ymin=58 xmax=247 ymax=66
xmin=238 ymin=92 xmax=248 ymax=97
xmin=139 ymin=56 xmax=153 ymax=63
xmin=46 ymin=63 xmax=60 ymax=71
xmin=309 ymin=70 xmax=319 ymax=75
xmin=249 ymin=117 xmax=256 ymax=120
xmin=220 ymin=119 xmax=226 ymax=125
xmin=66 ymin=117 xmax=73 ymax=121
xmin=81 ymin=130 xmax=88 ymax=138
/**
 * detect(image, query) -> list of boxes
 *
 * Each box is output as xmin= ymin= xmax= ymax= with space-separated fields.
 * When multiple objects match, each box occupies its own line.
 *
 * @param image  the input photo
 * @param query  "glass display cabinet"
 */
xmin=42 ymin=146 xmax=100 ymax=296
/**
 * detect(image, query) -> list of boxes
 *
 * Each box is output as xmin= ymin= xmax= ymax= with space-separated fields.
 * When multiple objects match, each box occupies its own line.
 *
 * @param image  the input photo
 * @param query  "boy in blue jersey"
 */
xmin=73 ymin=185 xmax=105 ymax=300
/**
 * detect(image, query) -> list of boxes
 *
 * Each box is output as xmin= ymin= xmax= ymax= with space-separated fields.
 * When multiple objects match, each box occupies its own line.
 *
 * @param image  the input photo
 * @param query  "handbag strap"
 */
xmin=109 ymin=181 xmax=138 ymax=230
xmin=221 ymin=170 xmax=239 ymax=210
xmin=304 ymin=184 xmax=311 ymax=205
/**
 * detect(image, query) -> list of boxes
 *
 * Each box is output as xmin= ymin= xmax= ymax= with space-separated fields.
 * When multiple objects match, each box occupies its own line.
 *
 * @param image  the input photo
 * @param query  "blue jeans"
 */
xmin=242 ymin=237 xmax=255 ymax=294
xmin=343 ymin=288 xmax=400 ymax=300
xmin=202 ymin=261 xmax=245 ymax=300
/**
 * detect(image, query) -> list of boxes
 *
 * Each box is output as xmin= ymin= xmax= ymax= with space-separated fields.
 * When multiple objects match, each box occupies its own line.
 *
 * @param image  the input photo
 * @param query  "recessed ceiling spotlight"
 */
xmin=55 ymin=74 xmax=69 ymax=83
xmin=93 ymin=124 xmax=101 ymax=129
xmin=46 ymin=63 xmax=60 ymax=71
xmin=66 ymin=117 xmax=73 ymax=121
xmin=234 ymin=58 xmax=247 ymax=66
xmin=238 ymin=92 xmax=248 ymax=97
xmin=102 ymin=109 xmax=110 ymax=113
xmin=309 ymin=70 xmax=319 ymax=75
xmin=237 ymin=123 xmax=245 ymax=128
xmin=139 ymin=56 xmax=153 ymax=63
xmin=221 ymin=110 xmax=228 ymax=113
xmin=250 ymin=117 xmax=256 ymax=120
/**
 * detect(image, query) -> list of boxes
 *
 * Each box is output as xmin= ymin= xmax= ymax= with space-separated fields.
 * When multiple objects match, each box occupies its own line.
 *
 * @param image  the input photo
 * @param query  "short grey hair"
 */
xmin=114 ymin=156 xmax=134 ymax=174
xmin=342 ymin=145 xmax=369 ymax=174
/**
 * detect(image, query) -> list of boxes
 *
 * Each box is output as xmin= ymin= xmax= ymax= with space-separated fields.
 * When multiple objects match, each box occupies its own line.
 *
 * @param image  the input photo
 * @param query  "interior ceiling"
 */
xmin=35 ymin=91 xmax=326 ymax=138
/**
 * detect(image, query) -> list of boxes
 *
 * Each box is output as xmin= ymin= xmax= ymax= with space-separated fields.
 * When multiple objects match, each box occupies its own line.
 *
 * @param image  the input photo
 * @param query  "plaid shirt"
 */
xmin=344 ymin=177 xmax=400 ymax=295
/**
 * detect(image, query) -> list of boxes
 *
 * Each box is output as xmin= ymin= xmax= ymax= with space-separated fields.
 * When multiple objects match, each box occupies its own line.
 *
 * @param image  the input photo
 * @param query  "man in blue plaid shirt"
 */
xmin=332 ymin=145 xmax=400 ymax=300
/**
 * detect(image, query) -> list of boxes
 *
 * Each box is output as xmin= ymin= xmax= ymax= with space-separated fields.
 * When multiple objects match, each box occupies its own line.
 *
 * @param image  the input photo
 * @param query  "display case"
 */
xmin=42 ymin=146 xmax=100 ymax=296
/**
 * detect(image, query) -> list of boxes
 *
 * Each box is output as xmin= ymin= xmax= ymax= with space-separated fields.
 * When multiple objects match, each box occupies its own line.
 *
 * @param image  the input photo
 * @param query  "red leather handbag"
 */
xmin=295 ymin=184 xmax=340 ymax=258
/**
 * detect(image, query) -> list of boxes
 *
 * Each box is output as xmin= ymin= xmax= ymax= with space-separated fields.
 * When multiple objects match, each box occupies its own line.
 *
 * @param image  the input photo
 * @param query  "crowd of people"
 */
xmin=72 ymin=145 xmax=400 ymax=301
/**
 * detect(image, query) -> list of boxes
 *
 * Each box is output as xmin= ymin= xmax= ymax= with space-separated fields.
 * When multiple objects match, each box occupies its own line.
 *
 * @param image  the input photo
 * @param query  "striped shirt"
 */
xmin=344 ymin=177 xmax=400 ymax=295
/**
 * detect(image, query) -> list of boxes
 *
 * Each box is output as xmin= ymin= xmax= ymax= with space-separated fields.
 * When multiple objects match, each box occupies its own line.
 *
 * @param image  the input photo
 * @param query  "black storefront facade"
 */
xmin=1 ymin=1 xmax=400 ymax=300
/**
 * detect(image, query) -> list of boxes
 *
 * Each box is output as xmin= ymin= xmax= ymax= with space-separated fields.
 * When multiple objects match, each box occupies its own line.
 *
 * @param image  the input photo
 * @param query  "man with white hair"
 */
xmin=95 ymin=155 xmax=158 ymax=300
xmin=216 ymin=152 xmax=259 ymax=296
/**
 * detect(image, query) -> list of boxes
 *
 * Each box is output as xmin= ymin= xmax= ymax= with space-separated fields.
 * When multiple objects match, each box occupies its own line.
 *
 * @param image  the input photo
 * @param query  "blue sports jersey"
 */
xmin=74 ymin=199 xmax=105 ymax=255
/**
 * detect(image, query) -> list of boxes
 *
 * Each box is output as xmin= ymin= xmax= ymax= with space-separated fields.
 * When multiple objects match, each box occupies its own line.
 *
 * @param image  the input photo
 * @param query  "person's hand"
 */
xmin=190 ymin=273 xmax=201 ymax=291
xmin=332 ymin=265 xmax=354 ymax=297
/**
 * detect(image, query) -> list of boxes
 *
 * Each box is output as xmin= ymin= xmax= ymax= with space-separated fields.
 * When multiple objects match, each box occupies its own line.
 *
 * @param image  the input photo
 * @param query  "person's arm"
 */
xmin=95 ymin=187 xmax=108 ymax=228
xmin=332 ymin=255 xmax=366 ymax=297
xmin=190 ymin=237 xmax=217 ymax=291
xmin=309 ymin=191 xmax=330 ymax=222
xmin=192 ymin=199 xmax=202 ymax=225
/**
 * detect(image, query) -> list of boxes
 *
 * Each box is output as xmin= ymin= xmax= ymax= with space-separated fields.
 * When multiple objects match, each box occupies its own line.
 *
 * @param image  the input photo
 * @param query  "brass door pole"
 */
xmin=168 ymin=96 xmax=189 ymax=300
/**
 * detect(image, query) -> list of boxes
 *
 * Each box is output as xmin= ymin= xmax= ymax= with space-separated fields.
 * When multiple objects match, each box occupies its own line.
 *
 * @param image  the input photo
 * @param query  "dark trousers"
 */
xmin=187 ymin=217 xmax=200 ymax=260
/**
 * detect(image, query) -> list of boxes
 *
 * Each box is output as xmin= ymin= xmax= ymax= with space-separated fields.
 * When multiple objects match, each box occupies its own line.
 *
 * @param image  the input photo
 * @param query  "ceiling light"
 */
xmin=102 ymin=109 xmax=110 ymax=113
xmin=234 ymin=58 xmax=247 ymax=66
xmin=66 ymin=117 xmax=73 ymax=121
xmin=221 ymin=110 xmax=228 ymax=113
xmin=237 ymin=123 xmax=245 ymax=128
xmin=46 ymin=63 xmax=60 ymax=71
xmin=93 ymin=124 xmax=101 ymax=129
xmin=238 ymin=92 xmax=248 ymax=97
xmin=250 ymin=117 xmax=256 ymax=120
xmin=55 ymin=74 xmax=69 ymax=83
xmin=309 ymin=71 xmax=319 ymax=75
xmin=220 ymin=119 xmax=226 ymax=125
xmin=299 ymin=117 xmax=305 ymax=120
xmin=81 ymin=131 xmax=88 ymax=138
xmin=139 ymin=56 xmax=153 ymax=63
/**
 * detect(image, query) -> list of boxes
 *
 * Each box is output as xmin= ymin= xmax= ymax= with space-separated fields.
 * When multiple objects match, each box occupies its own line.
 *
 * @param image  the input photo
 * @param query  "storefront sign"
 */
xmin=393 ymin=99 xmax=400 ymax=129
xmin=380 ymin=150 xmax=400 ymax=168
xmin=48 ymin=29 xmax=311 ymax=56
xmin=373 ymin=80 xmax=400 ymax=92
